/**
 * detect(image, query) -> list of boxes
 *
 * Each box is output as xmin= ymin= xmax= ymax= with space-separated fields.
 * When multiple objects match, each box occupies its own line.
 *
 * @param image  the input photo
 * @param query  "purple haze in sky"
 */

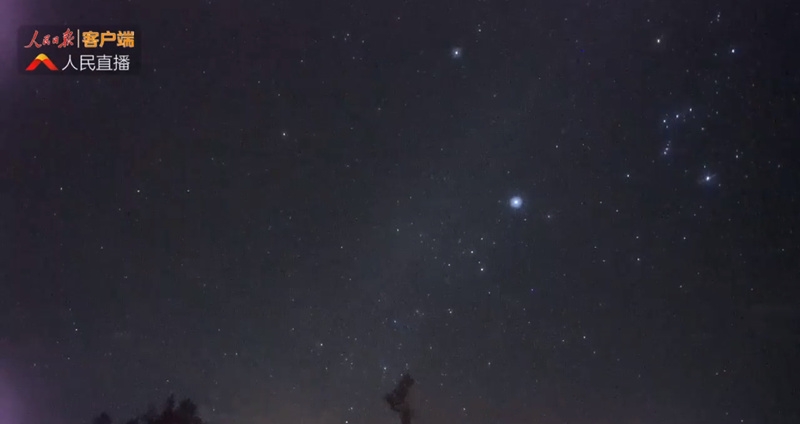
xmin=0 ymin=0 xmax=27 ymax=83
xmin=0 ymin=369 xmax=20 ymax=424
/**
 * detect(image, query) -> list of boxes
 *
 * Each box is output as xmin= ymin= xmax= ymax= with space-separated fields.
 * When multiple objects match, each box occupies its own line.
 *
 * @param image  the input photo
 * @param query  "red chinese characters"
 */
xmin=24 ymin=30 xmax=41 ymax=48
xmin=59 ymin=29 xmax=75 ymax=48
xmin=24 ymin=29 xmax=76 ymax=48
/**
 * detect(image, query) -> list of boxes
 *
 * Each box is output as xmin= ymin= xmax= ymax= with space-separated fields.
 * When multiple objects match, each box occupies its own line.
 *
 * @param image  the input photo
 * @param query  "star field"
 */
xmin=2 ymin=1 xmax=800 ymax=424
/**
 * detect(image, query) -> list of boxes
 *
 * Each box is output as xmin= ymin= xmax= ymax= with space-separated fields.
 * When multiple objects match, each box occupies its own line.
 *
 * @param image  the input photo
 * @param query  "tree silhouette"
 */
xmin=385 ymin=372 xmax=415 ymax=424
xmin=176 ymin=399 xmax=202 ymax=424
xmin=141 ymin=404 xmax=158 ymax=424
xmin=159 ymin=395 xmax=177 ymax=423
xmin=90 ymin=394 xmax=205 ymax=424
xmin=92 ymin=412 xmax=112 ymax=424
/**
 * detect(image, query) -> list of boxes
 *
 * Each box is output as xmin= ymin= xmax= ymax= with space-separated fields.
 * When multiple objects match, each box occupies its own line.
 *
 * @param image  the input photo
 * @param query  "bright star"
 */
xmin=451 ymin=47 xmax=462 ymax=59
xmin=510 ymin=196 xmax=523 ymax=209
xmin=700 ymin=173 xmax=717 ymax=185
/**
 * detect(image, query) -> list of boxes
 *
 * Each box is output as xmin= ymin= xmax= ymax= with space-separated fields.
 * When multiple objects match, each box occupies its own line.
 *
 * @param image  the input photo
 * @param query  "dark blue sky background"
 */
xmin=2 ymin=0 xmax=799 ymax=423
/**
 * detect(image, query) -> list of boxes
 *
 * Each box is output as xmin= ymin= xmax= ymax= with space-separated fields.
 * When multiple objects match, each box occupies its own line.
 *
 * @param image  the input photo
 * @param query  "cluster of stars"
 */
xmin=659 ymin=107 xmax=696 ymax=158
xmin=651 ymin=11 xmax=758 ymax=189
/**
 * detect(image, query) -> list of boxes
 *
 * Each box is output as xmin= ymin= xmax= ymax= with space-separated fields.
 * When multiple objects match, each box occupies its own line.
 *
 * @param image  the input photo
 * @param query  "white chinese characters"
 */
xmin=61 ymin=54 xmax=131 ymax=72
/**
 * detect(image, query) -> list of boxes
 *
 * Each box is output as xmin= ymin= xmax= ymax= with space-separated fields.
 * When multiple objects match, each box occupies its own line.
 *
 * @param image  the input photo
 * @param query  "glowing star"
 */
xmin=509 ymin=196 xmax=523 ymax=209
xmin=451 ymin=47 xmax=462 ymax=59
xmin=700 ymin=173 xmax=717 ymax=185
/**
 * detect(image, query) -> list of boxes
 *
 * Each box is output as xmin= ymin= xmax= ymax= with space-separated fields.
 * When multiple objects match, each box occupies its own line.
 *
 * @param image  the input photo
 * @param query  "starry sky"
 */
xmin=2 ymin=1 xmax=800 ymax=424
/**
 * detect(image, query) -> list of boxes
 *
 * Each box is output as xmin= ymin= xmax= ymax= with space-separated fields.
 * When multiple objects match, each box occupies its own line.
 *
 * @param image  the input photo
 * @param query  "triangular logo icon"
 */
xmin=26 ymin=53 xmax=58 ymax=71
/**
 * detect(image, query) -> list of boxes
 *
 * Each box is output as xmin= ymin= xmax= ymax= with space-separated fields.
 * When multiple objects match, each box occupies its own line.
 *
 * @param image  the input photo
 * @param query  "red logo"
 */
xmin=26 ymin=54 xmax=58 ymax=71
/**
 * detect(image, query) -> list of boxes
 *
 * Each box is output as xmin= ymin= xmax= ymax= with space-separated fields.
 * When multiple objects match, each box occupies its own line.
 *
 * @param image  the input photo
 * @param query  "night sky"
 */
xmin=2 ymin=1 xmax=800 ymax=424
